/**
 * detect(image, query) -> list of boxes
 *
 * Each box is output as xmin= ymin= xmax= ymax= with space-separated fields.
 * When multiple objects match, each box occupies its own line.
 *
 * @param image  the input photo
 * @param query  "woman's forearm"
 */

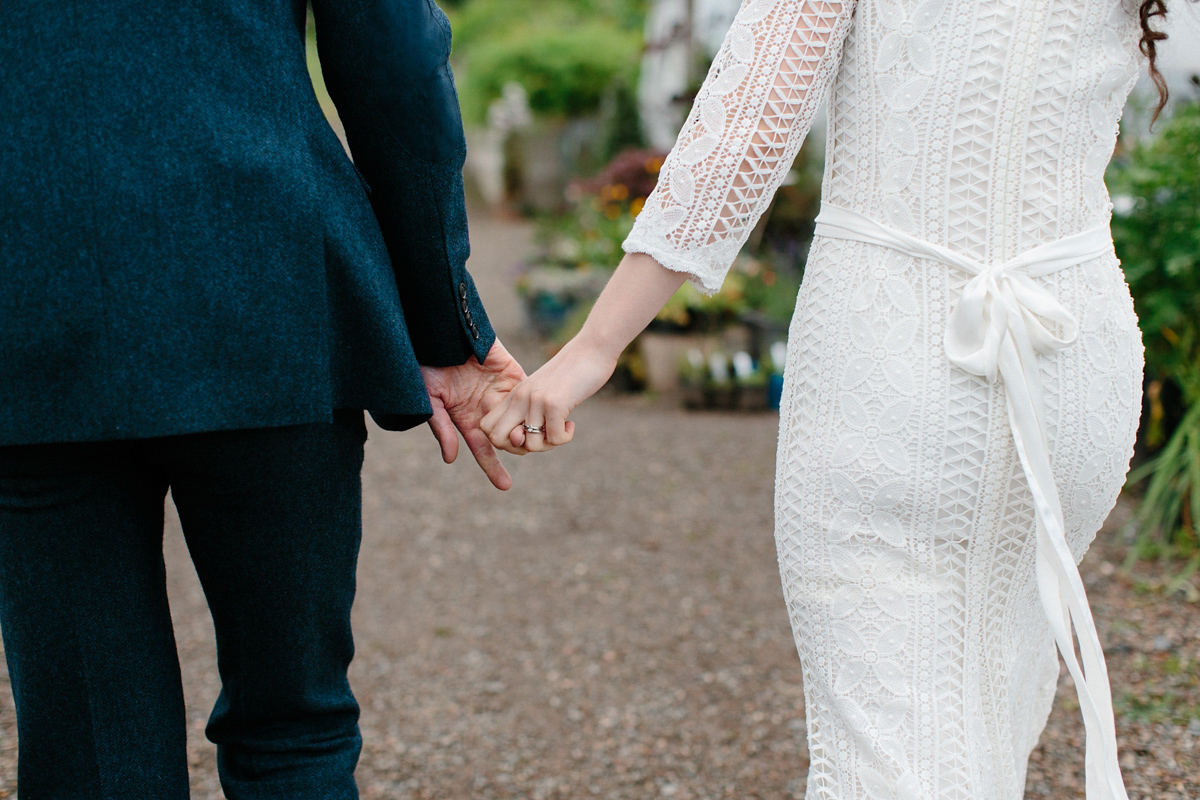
xmin=479 ymin=252 xmax=688 ymax=454
xmin=572 ymin=252 xmax=688 ymax=360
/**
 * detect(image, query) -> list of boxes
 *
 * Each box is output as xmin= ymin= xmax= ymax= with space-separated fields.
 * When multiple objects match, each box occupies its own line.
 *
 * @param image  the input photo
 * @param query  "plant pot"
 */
xmin=708 ymin=385 xmax=736 ymax=410
xmin=637 ymin=331 xmax=718 ymax=394
xmin=736 ymin=384 xmax=770 ymax=412
xmin=517 ymin=265 xmax=609 ymax=338
xmin=507 ymin=116 xmax=603 ymax=213
xmin=680 ymin=377 xmax=707 ymax=409
xmin=768 ymin=373 xmax=785 ymax=410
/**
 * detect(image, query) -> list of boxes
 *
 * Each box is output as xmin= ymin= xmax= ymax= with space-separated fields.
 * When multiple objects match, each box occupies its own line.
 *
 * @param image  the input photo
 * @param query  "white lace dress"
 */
xmin=624 ymin=1 xmax=1145 ymax=798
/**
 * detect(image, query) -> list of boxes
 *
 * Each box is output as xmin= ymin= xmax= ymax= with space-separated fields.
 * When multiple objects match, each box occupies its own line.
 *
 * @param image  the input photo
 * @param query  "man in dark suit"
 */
xmin=0 ymin=1 xmax=526 ymax=796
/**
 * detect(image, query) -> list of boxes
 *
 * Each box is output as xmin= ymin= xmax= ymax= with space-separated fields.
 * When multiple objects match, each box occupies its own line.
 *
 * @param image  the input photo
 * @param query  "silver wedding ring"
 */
xmin=522 ymin=424 xmax=545 ymax=435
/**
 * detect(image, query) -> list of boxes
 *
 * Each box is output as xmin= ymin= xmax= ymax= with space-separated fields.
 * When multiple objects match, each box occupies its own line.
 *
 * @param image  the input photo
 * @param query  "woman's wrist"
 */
xmin=569 ymin=324 xmax=628 ymax=366
xmin=571 ymin=252 xmax=688 ymax=363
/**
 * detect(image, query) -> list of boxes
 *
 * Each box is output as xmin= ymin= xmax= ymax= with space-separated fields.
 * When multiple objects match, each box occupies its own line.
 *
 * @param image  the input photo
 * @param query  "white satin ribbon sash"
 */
xmin=813 ymin=204 xmax=1129 ymax=800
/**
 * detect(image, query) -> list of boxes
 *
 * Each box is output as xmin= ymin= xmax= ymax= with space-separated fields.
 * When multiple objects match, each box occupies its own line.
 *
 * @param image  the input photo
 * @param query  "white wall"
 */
xmin=1158 ymin=3 xmax=1200 ymax=74
xmin=1122 ymin=5 xmax=1200 ymax=135
xmin=638 ymin=0 xmax=744 ymax=151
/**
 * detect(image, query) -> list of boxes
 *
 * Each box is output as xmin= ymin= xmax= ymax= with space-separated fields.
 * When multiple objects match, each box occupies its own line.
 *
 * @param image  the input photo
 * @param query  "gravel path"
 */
xmin=0 ymin=215 xmax=1195 ymax=799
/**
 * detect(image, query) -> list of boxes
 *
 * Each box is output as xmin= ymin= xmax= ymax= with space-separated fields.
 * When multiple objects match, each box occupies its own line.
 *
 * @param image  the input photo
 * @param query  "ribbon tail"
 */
xmin=998 ymin=342 xmax=1129 ymax=800
xmin=1003 ymin=291 xmax=1051 ymax=443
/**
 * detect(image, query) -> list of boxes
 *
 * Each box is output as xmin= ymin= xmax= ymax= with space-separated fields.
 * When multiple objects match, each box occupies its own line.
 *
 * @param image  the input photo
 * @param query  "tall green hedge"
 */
xmin=445 ymin=0 xmax=645 ymax=47
xmin=446 ymin=0 xmax=644 ymax=124
xmin=1109 ymin=101 xmax=1200 ymax=561
xmin=458 ymin=24 xmax=641 ymax=123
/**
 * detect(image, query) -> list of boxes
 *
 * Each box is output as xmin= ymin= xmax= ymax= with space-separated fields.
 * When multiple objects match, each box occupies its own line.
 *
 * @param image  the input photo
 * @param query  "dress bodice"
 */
xmin=624 ymin=0 xmax=1144 ymax=291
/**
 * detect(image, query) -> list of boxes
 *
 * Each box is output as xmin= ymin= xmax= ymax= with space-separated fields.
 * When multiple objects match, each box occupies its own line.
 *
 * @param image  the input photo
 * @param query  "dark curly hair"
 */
xmin=1139 ymin=0 xmax=1197 ymax=124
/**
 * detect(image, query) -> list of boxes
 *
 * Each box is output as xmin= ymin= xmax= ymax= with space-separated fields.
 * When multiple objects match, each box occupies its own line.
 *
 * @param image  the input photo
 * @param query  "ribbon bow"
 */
xmin=940 ymin=228 xmax=1106 ymax=405
xmin=944 ymin=262 xmax=1077 ymax=383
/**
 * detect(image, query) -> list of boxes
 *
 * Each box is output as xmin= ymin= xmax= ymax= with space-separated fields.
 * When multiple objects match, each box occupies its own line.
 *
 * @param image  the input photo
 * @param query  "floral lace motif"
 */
xmin=623 ymin=0 xmax=857 ymax=292
xmin=634 ymin=1 xmax=1147 ymax=798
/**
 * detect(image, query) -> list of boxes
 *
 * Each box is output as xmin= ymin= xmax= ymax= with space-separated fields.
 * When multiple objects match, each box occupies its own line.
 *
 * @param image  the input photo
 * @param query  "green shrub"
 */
xmin=446 ymin=0 xmax=644 ymax=124
xmin=1109 ymin=101 xmax=1200 ymax=562
xmin=456 ymin=22 xmax=641 ymax=123
xmin=446 ymin=0 xmax=646 ymax=50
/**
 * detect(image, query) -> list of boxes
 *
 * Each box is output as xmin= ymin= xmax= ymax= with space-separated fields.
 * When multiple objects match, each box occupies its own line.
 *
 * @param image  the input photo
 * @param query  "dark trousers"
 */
xmin=0 ymin=411 xmax=368 ymax=799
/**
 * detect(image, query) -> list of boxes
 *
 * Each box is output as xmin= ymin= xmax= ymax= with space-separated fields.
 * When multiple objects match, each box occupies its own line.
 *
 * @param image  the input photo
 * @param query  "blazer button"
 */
xmin=461 ymin=298 xmax=470 ymax=314
xmin=459 ymin=283 xmax=468 ymax=299
xmin=470 ymin=324 xmax=480 ymax=339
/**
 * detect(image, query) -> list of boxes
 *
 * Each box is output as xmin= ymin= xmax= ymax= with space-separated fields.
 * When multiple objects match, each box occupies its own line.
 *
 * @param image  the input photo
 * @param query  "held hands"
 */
xmin=480 ymin=338 xmax=619 ymax=455
xmin=421 ymin=333 xmax=615 ymax=489
xmin=421 ymin=339 xmax=528 ymax=490
xmin=479 ymin=252 xmax=688 ymax=457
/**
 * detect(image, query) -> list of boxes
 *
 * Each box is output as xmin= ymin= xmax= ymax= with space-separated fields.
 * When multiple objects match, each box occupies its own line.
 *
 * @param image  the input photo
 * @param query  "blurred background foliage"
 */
xmin=444 ymin=0 xmax=645 ymax=124
xmin=441 ymin=0 xmax=647 ymax=42
xmin=1109 ymin=100 xmax=1200 ymax=573
xmin=453 ymin=23 xmax=641 ymax=124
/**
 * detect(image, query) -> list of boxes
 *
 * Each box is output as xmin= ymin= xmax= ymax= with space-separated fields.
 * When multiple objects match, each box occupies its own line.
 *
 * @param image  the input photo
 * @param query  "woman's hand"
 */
xmin=479 ymin=338 xmax=619 ymax=454
xmin=480 ymin=252 xmax=688 ymax=455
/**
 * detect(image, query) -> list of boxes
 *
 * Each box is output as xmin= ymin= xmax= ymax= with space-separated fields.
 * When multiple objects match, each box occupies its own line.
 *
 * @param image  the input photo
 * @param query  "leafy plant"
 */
xmin=1126 ymin=381 xmax=1200 ymax=580
xmin=529 ymin=148 xmax=801 ymax=334
xmin=654 ymin=259 xmax=799 ymax=331
xmin=532 ymin=150 xmax=664 ymax=270
xmin=447 ymin=0 xmax=644 ymax=125
xmin=1109 ymin=101 xmax=1200 ymax=565
xmin=445 ymin=0 xmax=646 ymax=50
xmin=458 ymin=24 xmax=641 ymax=123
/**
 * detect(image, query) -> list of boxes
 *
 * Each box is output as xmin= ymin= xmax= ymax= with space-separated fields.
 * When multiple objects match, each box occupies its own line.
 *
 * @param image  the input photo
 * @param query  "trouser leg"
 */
xmin=0 ymin=441 xmax=188 ymax=799
xmin=164 ymin=410 xmax=367 ymax=800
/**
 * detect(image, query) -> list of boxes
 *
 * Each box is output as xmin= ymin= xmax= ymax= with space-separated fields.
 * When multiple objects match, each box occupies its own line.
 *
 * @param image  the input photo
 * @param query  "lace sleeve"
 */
xmin=624 ymin=0 xmax=857 ymax=293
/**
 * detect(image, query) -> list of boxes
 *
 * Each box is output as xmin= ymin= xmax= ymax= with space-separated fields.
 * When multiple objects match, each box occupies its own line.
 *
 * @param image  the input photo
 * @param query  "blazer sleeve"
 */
xmin=310 ymin=0 xmax=495 ymax=367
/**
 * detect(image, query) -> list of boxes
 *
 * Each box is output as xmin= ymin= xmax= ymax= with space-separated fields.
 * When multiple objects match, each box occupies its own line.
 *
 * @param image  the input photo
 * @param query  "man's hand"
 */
xmin=421 ymin=339 xmax=527 ymax=490
xmin=479 ymin=338 xmax=609 ymax=454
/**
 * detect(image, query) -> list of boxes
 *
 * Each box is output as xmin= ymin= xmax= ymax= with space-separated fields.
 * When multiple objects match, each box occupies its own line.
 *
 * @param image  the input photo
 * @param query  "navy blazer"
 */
xmin=0 ymin=0 xmax=494 ymax=446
